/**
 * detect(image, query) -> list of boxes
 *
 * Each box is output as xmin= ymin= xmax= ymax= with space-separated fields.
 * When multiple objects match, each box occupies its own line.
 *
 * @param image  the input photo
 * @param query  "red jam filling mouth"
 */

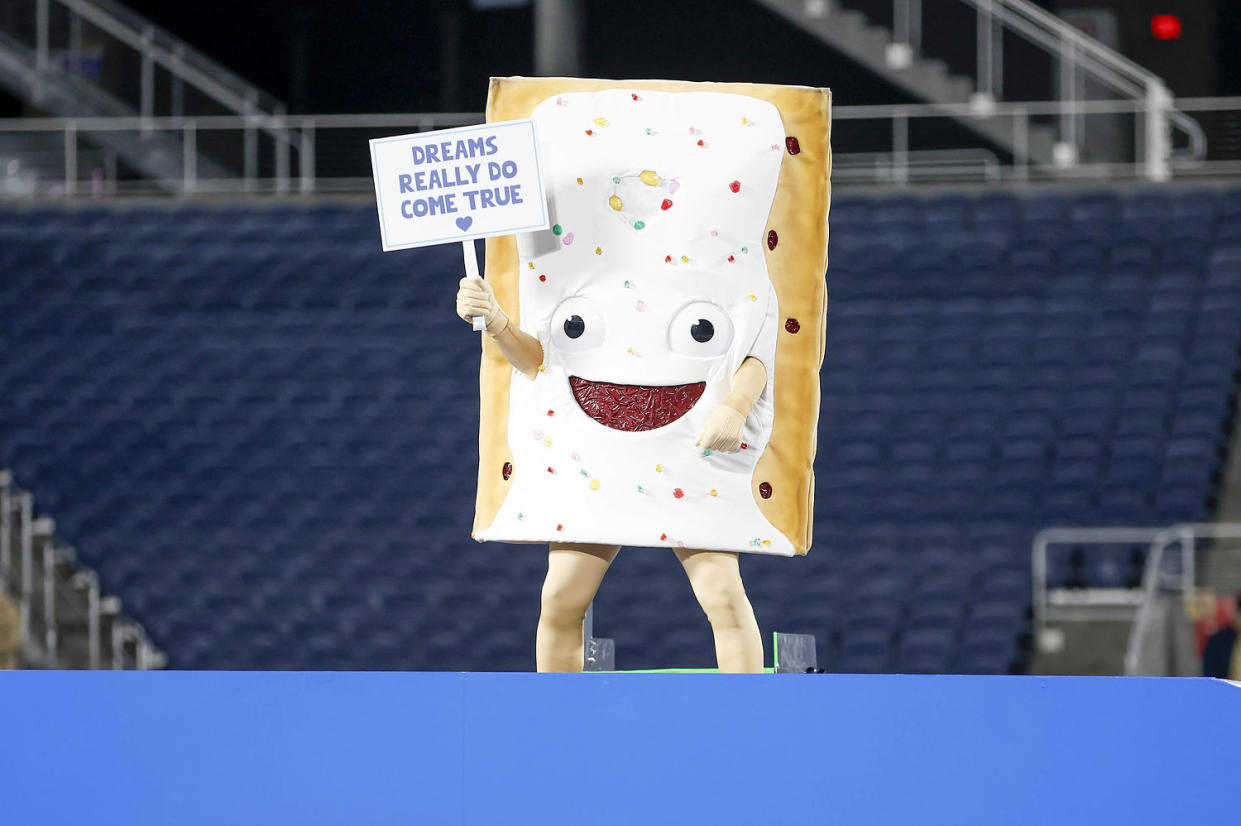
xmin=568 ymin=376 xmax=706 ymax=432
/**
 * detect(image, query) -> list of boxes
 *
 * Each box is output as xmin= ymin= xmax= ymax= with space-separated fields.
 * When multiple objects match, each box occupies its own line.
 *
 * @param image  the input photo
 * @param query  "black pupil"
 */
xmin=564 ymin=315 xmax=585 ymax=339
xmin=690 ymin=319 xmax=714 ymax=343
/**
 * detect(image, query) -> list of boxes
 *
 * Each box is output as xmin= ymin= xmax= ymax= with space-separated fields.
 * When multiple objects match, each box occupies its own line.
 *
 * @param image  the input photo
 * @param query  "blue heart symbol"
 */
xmin=456 ymin=216 xmax=474 ymax=232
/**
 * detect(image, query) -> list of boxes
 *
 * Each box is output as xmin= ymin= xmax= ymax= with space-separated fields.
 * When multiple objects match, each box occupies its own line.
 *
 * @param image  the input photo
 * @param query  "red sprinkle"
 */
xmin=502 ymin=462 xmax=513 ymax=480
xmin=665 ymin=255 xmax=672 ymax=263
xmin=585 ymin=129 xmax=593 ymax=136
xmin=759 ymin=482 xmax=772 ymax=499
xmin=696 ymin=139 xmax=704 ymax=147
xmin=547 ymin=467 xmax=555 ymax=474
xmin=786 ymin=136 xmax=801 ymax=155
xmin=631 ymin=93 xmax=639 ymax=100
xmin=673 ymin=488 xmax=685 ymax=499
xmin=767 ymin=230 xmax=779 ymax=250
xmin=728 ymin=255 xmax=735 ymax=263
xmin=785 ymin=318 xmax=800 ymax=334
xmin=660 ymin=533 xmax=668 ymax=541
xmin=538 ymin=274 xmax=546 ymax=282
xmin=547 ymin=410 xmax=555 ymax=416
xmin=661 ymin=199 xmax=673 ymax=211
xmin=741 ymin=442 xmax=749 ymax=450
xmin=556 ymin=524 xmax=563 ymax=531
xmin=729 ymin=180 xmax=741 ymax=193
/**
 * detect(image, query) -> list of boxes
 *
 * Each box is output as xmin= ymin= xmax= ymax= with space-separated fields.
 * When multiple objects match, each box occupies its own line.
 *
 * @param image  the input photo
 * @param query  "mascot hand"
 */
xmin=695 ymin=404 xmax=746 ymax=452
xmin=456 ymin=276 xmax=507 ymax=334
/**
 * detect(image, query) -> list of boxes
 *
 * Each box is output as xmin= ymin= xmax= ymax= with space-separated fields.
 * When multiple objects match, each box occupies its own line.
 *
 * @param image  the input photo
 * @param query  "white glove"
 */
xmin=695 ymin=404 xmax=746 ymax=452
xmin=456 ymin=276 xmax=507 ymax=335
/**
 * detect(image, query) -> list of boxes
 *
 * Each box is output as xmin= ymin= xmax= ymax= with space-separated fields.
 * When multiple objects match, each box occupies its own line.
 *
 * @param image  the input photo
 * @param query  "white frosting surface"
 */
xmin=475 ymin=89 xmax=792 ymax=555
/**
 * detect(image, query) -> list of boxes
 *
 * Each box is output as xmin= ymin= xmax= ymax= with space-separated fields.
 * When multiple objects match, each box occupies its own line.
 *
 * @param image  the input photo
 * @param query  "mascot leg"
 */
xmin=537 ymin=542 xmax=620 ymax=672
xmin=675 ymin=549 xmax=763 ymax=673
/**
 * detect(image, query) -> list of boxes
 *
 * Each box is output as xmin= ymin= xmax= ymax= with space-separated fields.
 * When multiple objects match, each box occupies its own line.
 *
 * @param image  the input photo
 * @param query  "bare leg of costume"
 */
xmin=536 ymin=542 xmax=620 ymax=672
xmin=675 ymin=548 xmax=763 ymax=673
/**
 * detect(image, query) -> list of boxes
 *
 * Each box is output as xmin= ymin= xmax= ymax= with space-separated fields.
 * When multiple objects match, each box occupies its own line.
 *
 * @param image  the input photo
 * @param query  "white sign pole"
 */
xmin=463 ymin=240 xmax=486 ymax=332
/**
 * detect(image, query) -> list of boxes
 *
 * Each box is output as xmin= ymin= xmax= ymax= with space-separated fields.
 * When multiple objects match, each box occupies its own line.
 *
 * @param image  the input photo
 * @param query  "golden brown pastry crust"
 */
xmin=474 ymin=77 xmax=831 ymax=555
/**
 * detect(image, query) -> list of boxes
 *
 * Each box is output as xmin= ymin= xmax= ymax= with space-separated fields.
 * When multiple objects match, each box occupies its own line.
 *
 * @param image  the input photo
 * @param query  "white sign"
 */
xmin=369 ymin=119 xmax=549 ymax=251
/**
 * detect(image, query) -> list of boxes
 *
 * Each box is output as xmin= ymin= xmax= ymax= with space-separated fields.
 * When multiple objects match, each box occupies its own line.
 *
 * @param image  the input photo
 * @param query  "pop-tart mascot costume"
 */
xmin=456 ymin=77 xmax=831 ymax=672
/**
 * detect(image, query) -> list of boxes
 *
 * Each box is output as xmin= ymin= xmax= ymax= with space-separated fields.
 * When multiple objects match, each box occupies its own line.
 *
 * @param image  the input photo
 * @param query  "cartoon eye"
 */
xmin=669 ymin=301 xmax=733 ymax=358
xmin=550 ymin=296 xmax=605 ymax=352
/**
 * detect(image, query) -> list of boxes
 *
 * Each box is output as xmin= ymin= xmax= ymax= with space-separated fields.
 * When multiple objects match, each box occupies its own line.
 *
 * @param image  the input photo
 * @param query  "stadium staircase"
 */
xmin=2 ymin=185 xmax=1240 ymax=673
xmin=0 ymin=0 xmax=288 ymax=190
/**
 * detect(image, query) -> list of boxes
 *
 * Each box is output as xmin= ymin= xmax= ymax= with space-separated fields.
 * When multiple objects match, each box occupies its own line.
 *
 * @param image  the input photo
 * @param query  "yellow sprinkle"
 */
xmin=626 ymin=347 xmax=635 ymax=355
xmin=595 ymin=247 xmax=602 ymax=255
xmin=638 ymin=169 xmax=661 ymax=187
xmin=762 ymin=539 xmax=771 ymax=546
xmin=710 ymin=489 xmax=718 ymax=497
xmin=748 ymin=294 xmax=757 ymax=301
xmin=528 ymin=262 xmax=534 ymax=269
xmin=537 ymin=364 xmax=546 ymax=372
xmin=742 ymin=117 xmax=748 ymax=124
xmin=544 ymin=437 xmax=552 ymax=446
xmin=593 ymin=117 xmax=608 ymax=126
xmin=655 ymin=464 xmax=663 ymax=472
xmin=576 ymin=177 xmax=583 ymax=185
xmin=680 ymin=255 xmax=689 ymax=263
xmin=608 ymin=195 xmax=623 ymax=211
xmin=589 ymin=479 xmax=600 ymax=491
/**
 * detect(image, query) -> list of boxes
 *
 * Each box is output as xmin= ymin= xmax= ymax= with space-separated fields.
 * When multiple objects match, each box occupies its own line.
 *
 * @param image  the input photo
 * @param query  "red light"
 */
xmin=1151 ymin=14 xmax=1181 ymax=40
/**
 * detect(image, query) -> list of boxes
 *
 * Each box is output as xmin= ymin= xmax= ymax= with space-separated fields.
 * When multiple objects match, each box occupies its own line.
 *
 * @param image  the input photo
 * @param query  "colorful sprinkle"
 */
xmin=577 ymin=177 xmax=583 ymax=185
xmin=631 ymin=93 xmax=640 ymax=101
xmin=624 ymin=280 xmax=633 ymax=288
xmin=547 ymin=409 xmax=555 ymax=416
xmin=709 ymin=228 xmax=718 ymax=237
xmin=660 ymin=199 xmax=673 ymax=211
xmin=502 ymin=461 xmax=512 ymax=480
xmin=729 ymin=180 xmax=741 ymax=193
xmin=742 ymin=117 xmax=749 ymax=125
xmin=563 ymin=233 xmax=575 ymax=246
xmin=668 ymin=180 xmax=680 ymax=194
xmin=552 ymin=224 xmax=562 ymax=235
xmin=728 ymin=255 xmax=735 ymax=263
xmin=543 ymin=437 xmax=553 ymax=446
xmin=571 ymin=452 xmax=582 ymax=461
xmin=634 ymin=221 xmax=645 ymax=230
xmin=635 ymin=300 xmax=647 ymax=312
xmin=680 ymin=255 xmax=689 ymax=263
xmin=593 ymin=117 xmax=608 ymax=126
xmin=538 ymin=274 xmax=546 ymax=282
xmin=556 ymin=523 xmax=563 ymax=531
xmin=702 ymin=449 xmax=713 ymax=456
xmin=609 ymin=195 xmax=623 ymax=211
xmin=759 ymin=481 xmax=772 ymax=499
xmin=644 ymin=128 xmax=655 ymax=135
xmin=673 ymin=488 xmax=684 ymax=499
xmin=595 ymin=246 xmax=602 ymax=255
xmin=748 ymin=294 xmax=757 ymax=301
xmin=770 ymin=144 xmax=780 ymax=151
xmin=533 ymin=429 xmax=544 ymax=440
xmin=547 ymin=467 xmax=555 ymax=474
xmin=660 ymin=532 xmax=668 ymax=541
xmin=762 ymin=540 xmax=771 ymax=546
xmin=612 ymin=176 xmax=621 ymax=184
xmin=689 ymin=127 xmax=699 ymax=135
xmin=538 ymin=364 xmax=546 ymax=372
xmin=696 ymin=139 xmax=705 ymax=147
xmin=741 ymin=246 xmax=749 ymax=254
xmin=741 ymin=442 xmax=749 ymax=450
xmin=517 ymin=513 xmax=525 ymax=520
xmin=665 ymin=255 xmax=672 ymax=263
xmin=655 ymin=464 xmax=663 ymax=472
xmin=528 ymin=262 xmax=535 ymax=269
xmin=639 ymin=170 xmax=661 ymax=187
xmin=785 ymin=318 xmax=801 ymax=334
xmin=710 ymin=489 xmax=718 ymax=497
xmin=585 ymin=129 xmax=593 ymax=136
xmin=589 ymin=479 xmax=600 ymax=491
xmin=767 ymin=230 xmax=778 ymax=250
xmin=786 ymin=136 xmax=801 ymax=155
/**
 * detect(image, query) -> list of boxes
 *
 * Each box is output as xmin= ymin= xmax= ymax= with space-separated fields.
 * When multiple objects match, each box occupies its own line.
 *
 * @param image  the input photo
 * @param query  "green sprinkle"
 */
xmin=612 ymin=176 xmax=621 ymax=184
xmin=645 ymin=128 xmax=654 ymax=135
xmin=634 ymin=221 xmax=646 ymax=230
xmin=703 ymin=449 xmax=713 ymax=456
xmin=552 ymin=224 xmax=563 ymax=235
xmin=624 ymin=280 xmax=632 ymax=288
xmin=741 ymin=246 xmax=749 ymax=253
xmin=580 ymin=469 xmax=589 ymax=477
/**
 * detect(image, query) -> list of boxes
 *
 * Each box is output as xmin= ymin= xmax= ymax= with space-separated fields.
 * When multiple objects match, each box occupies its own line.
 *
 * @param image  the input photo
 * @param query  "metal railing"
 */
xmin=0 ymin=97 xmax=1239 ymax=197
xmin=883 ymin=0 xmax=1204 ymax=180
xmin=1123 ymin=524 xmax=1241 ymax=677
xmin=0 ymin=468 xmax=160 ymax=669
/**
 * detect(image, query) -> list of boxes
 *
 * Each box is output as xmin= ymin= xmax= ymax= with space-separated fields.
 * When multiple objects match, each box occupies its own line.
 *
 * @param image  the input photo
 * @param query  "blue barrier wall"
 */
xmin=1 ymin=672 xmax=1237 ymax=824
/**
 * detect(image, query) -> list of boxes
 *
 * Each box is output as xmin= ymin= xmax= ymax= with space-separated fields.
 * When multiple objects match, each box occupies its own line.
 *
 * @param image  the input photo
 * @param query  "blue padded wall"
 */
xmin=1 ymin=187 xmax=1240 ymax=672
